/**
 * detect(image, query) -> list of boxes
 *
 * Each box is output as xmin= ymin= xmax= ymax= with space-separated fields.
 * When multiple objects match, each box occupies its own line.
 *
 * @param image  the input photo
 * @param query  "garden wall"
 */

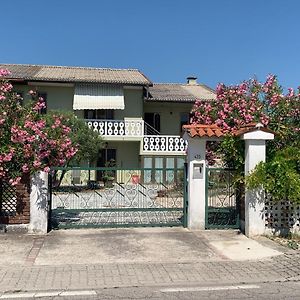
xmin=265 ymin=198 xmax=300 ymax=236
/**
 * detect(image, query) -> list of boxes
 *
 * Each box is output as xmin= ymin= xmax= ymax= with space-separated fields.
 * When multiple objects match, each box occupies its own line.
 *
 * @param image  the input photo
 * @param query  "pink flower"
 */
xmin=33 ymin=160 xmax=41 ymax=168
xmin=22 ymin=164 xmax=29 ymax=173
xmin=28 ymin=90 xmax=36 ymax=96
xmin=43 ymin=166 xmax=50 ymax=173
xmin=0 ymin=69 xmax=10 ymax=77
xmin=0 ymin=83 xmax=13 ymax=92
xmin=9 ymin=177 xmax=21 ymax=186
xmin=33 ymin=99 xmax=46 ymax=111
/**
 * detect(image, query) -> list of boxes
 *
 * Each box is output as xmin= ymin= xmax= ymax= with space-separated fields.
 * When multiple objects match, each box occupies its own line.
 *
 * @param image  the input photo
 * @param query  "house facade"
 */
xmin=1 ymin=64 xmax=216 ymax=175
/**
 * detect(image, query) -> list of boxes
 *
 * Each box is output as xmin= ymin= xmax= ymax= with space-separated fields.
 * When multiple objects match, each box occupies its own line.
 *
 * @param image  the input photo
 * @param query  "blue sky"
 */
xmin=1 ymin=0 xmax=300 ymax=90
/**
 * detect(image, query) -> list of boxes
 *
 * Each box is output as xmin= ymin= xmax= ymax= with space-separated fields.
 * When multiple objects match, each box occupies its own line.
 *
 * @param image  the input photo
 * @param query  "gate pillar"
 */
xmin=28 ymin=171 xmax=48 ymax=234
xmin=184 ymin=136 xmax=207 ymax=229
xmin=241 ymin=126 xmax=274 ymax=237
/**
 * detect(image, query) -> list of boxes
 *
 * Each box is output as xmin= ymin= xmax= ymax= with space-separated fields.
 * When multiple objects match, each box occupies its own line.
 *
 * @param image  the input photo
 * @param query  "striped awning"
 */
xmin=73 ymin=84 xmax=125 ymax=110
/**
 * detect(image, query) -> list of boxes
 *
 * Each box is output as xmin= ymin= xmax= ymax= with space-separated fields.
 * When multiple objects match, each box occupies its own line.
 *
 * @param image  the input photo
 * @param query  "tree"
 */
xmin=0 ymin=68 xmax=103 ymax=185
xmin=191 ymin=74 xmax=300 ymax=202
xmin=45 ymin=111 xmax=104 ymax=166
xmin=45 ymin=111 xmax=104 ymax=186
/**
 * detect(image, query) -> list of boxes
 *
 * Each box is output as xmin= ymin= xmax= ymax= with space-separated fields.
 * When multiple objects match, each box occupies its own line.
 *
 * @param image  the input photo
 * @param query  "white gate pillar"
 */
xmin=28 ymin=171 xmax=49 ymax=234
xmin=241 ymin=126 xmax=274 ymax=237
xmin=183 ymin=135 xmax=207 ymax=229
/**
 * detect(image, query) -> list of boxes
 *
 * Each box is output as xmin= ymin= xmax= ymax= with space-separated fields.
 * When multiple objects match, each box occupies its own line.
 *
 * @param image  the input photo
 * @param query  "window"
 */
xmin=15 ymin=91 xmax=23 ymax=106
xmin=84 ymin=109 xmax=114 ymax=120
xmin=180 ymin=112 xmax=190 ymax=132
xmin=97 ymin=148 xmax=117 ymax=167
xmin=142 ymin=156 xmax=186 ymax=184
xmin=97 ymin=148 xmax=117 ymax=181
xmin=144 ymin=112 xmax=160 ymax=133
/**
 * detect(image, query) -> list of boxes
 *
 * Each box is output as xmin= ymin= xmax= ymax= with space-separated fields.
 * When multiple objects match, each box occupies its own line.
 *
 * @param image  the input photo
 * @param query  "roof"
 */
xmin=183 ymin=124 xmax=224 ymax=138
xmin=0 ymin=63 xmax=152 ymax=86
xmin=146 ymin=83 xmax=216 ymax=103
xmin=233 ymin=123 xmax=276 ymax=136
xmin=183 ymin=123 xmax=275 ymax=139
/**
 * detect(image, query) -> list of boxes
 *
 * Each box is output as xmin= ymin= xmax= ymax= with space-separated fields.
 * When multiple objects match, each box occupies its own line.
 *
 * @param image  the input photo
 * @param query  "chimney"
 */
xmin=186 ymin=76 xmax=197 ymax=85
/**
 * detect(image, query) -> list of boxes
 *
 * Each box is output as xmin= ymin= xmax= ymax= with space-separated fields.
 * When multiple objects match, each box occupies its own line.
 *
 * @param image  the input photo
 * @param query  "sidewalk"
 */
xmin=0 ymin=253 xmax=299 ymax=293
xmin=0 ymin=228 xmax=299 ymax=294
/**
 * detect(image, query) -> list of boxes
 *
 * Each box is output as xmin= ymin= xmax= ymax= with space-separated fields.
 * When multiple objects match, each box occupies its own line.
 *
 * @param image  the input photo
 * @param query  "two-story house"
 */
xmin=0 ymin=64 xmax=216 ymax=180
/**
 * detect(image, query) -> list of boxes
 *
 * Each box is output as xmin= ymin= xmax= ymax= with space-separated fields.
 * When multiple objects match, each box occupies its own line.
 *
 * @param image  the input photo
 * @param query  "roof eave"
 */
xmin=6 ymin=77 xmax=151 ymax=86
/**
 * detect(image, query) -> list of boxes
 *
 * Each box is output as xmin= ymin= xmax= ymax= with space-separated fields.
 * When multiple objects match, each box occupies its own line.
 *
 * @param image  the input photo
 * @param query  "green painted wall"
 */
xmin=114 ymin=88 xmax=143 ymax=119
xmin=144 ymin=102 xmax=193 ymax=135
xmin=12 ymin=84 xmax=143 ymax=119
xmin=105 ymin=141 xmax=140 ymax=168
xmin=13 ymin=83 xmax=74 ymax=112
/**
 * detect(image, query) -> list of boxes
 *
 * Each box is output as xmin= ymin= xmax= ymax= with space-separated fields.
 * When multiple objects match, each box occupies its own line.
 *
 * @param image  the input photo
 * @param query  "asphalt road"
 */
xmin=1 ymin=281 xmax=300 ymax=299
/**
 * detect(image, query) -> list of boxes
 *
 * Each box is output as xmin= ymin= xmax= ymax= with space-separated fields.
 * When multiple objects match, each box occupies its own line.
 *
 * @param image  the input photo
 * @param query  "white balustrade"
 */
xmin=86 ymin=120 xmax=187 ymax=154
xmin=86 ymin=119 xmax=144 ymax=137
xmin=143 ymin=136 xmax=187 ymax=153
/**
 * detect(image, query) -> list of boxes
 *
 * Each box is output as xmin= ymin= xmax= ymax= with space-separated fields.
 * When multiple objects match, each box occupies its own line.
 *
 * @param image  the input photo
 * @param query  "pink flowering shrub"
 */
xmin=192 ymin=75 xmax=299 ymax=135
xmin=191 ymin=75 xmax=300 ymax=167
xmin=0 ymin=69 xmax=78 ymax=185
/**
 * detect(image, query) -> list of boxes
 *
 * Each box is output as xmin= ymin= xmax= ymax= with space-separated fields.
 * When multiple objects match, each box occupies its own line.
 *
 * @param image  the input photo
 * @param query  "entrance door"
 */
xmin=98 ymin=149 xmax=117 ymax=167
xmin=97 ymin=149 xmax=116 ymax=180
xmin=144 ymin=113 xmax=160 ymax=133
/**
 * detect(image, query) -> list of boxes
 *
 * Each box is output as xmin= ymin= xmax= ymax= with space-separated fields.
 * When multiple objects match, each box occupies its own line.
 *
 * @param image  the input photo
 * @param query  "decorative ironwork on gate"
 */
xmin=205 ymin=168 xmax=242 ymax=229
xmin=49 ymin=167 xmax=187 ymax=229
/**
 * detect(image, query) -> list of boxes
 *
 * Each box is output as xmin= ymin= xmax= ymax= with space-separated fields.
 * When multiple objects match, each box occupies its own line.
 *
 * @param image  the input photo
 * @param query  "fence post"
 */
xmin=28 ymin=171 xmax=48 ymax=234
xmin=241 ymin=128 xmax=274 ymax=237
xmin=184 ymin=137 xmax=207 ymax=229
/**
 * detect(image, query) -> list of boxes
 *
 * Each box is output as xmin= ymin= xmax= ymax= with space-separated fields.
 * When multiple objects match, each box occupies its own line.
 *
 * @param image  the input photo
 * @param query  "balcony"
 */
xmin=86 ymin=119 xmax=144 ymax=141
xmin=85 ymin=119 xmax=187 ymax=155
xmin=141 ymin=135 xmax=187 ymax=155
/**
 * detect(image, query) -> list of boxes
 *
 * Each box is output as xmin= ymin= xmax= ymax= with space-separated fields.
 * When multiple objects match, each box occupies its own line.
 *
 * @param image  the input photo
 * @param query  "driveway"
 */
xmin=0 ymin=228 xmax=285 ymax=267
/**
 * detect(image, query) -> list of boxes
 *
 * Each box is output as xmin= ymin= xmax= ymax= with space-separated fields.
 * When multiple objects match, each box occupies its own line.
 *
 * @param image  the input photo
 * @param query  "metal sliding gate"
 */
xmin=49 ymin=167 xmax=187 ymax=229
xmin=205 ymin=168 xmax=241 ymax=229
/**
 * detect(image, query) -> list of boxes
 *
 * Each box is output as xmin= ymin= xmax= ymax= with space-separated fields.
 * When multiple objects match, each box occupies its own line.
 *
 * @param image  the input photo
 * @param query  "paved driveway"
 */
xmin=35 ymin=228 xmax=219 ymax=265
xmin=0 ymin=228 xmax=285 ymax=267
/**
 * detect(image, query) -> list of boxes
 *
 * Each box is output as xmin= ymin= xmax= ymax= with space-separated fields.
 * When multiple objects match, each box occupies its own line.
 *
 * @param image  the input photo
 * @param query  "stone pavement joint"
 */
xmin=25 ymin=237 xmax=45 ymax=266
xmin=0 ymin=253 xmax=299 ymax=294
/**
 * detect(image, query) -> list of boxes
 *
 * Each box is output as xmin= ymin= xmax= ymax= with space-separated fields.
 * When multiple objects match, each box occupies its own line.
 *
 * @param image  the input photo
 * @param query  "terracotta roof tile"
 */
xmin=183 ymin=123 xmax=275 ymax=138
xmin=183 ymin=124 xmax=225 ymax=138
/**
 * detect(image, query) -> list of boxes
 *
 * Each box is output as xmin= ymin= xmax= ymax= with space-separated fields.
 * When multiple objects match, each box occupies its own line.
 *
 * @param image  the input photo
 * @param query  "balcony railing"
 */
xmin=86 ymin=119 xmax=144 ymax=137
xmin=86 ymin=120 xmax=187 ymax=155
xmin=142 ymin=136 xmax=187 ymax=154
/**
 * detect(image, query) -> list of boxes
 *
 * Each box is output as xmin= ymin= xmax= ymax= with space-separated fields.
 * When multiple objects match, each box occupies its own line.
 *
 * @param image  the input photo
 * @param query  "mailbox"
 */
xmin=193 ymin=163 xmax=203 ymax=179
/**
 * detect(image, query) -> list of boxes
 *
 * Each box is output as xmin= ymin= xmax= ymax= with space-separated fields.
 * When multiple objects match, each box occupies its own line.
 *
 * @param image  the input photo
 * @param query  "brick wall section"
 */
xmin=0 ymin=175 xmax=30 ymax=224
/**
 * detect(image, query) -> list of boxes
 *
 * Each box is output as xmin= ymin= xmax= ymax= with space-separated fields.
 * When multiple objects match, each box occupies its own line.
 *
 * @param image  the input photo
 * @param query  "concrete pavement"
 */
xmin=0 ymin=228 xmax=299 ymax=296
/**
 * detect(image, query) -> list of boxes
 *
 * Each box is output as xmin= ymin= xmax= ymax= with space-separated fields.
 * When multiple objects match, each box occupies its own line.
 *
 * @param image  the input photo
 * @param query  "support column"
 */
xmin=244 ymin=140 xmax=266 ymax=237
xmin=242 ymin=128 xmax=274 ymax=237
xmin=28 ymin=171 xmax=48 ymax=234
xmin=186 ymin=138 xmax=206 ymax=229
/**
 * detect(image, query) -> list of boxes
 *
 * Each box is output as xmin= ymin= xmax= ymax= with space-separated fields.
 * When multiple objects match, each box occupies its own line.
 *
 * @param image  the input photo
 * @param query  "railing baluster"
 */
xmin=142 ymin=135 xmax=187 ymax=154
